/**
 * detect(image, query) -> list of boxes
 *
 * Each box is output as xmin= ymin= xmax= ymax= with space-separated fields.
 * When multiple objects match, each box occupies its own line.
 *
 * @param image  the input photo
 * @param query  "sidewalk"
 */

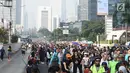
xmin=0 ymin=48 xmax=31 ymax=73
xmin=3 ymin=43 xmax=22 ymax=57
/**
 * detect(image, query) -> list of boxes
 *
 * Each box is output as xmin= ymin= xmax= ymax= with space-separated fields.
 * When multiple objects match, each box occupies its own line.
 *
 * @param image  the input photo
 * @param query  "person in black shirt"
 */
xmin=61 ymin=53 xmax=72 ymax=73
xmin=72 ymin=49 xmax=82 ymax=73
xmin=0 ymin=47 xmax=5 ymax=61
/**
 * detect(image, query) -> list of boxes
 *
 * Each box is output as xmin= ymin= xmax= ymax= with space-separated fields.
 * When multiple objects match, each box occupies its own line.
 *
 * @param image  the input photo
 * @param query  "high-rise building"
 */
xmin=78 ymin=0 xmax=88 ymax=21
xmin=16 ymin=0 xmax=22 ymax=24
xmin=0 ymin=0 xmax=16 ymax=26
xmin=0 ymin=0 xmax=22 ymax=33
xmin=78 ymin=0 xmax=99 ymax=21
xmin=50 ymin=0 xmax=61 ymax=18
xmin=37 ymin=6 xmax=52 ymax=31
xmin=66 ymin=0 xmax=78 ymax=22
xmin=61 ymin=0 xmax=66 ymax=22
xmin=24 ymin=12 xmax=28 ymax=31
xmin=52 ymin=16 xmax=60 ymax=30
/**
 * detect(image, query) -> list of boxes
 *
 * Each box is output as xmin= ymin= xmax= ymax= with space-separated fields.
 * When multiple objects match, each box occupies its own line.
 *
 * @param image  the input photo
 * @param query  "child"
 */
xmin=102 ymin=62 xmax=110 ymax=73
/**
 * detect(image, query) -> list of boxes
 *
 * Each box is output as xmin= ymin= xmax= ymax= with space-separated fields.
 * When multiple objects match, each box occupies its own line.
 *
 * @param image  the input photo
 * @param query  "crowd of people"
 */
xmin=25 ymin=42 xmax=130 ymax=73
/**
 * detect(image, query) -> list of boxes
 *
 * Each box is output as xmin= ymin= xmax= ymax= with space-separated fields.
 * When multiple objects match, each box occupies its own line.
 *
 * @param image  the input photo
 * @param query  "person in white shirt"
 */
xmin=46 ymin=49 xmax=51 ymax=65
xmin=100 ymin=52 xmax=109 ymax=66
xmin=82 ymin=52 xmax=90 ymax=68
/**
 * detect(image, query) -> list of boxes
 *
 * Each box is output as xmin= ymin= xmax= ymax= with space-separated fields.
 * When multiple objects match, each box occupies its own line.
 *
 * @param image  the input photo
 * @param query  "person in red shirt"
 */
xmin=84 ymin=67 xmax=92 ymax=73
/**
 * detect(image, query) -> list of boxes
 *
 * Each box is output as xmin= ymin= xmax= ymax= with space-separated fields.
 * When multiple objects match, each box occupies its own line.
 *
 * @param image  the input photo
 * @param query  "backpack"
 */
xmin=8 ymin=48 xmax=11 ymax=51
xmin=50 ymin=54 xmax=59 ymax=67
xmin=26 ymin=66 xmax=32 ymax=73
xmin=52 ymin=54 xmax=58 ymax=62
xmin=31 ymin=64 xmax=39 ymax=73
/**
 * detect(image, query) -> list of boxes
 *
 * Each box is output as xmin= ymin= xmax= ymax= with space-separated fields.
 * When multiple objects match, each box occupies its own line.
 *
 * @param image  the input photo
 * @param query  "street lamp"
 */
xmin=3 ymin=0 xmax=13 ymax=44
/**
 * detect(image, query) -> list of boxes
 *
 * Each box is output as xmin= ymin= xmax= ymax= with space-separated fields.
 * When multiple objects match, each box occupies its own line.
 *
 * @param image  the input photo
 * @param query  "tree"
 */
xmin=0 ymin=28 xmax=8 ymax=43
xmin=38 ymin=28 xmax=52 ymax=37
xmin=11 ymin=35 xmax=18 ymax=43
xmin=69 ymin=27 xmax=79 ymax=35
xmin=121 ymin=0 xmax=130 ymax=26
xmin=52 ymin=28 xmax=63 ymax=41
xmin=81 ymin=21 xmax=105 ymax=41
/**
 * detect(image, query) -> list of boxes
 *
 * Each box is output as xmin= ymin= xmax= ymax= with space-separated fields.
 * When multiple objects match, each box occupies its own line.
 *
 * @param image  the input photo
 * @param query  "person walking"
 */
xmin=72 ymin=50 xmax=82 ymax=73
xmin=49 ymin=48 xmax=61 ymax=73
xmin=39 ymin=47 xmax=46 ymax=64
xmin=0 ymin=47 xmax=5 ymax=61
xmin=90 ymin=57 xmax=105 ymax=73
xmin=8 ymin=45 xmax=12 ymax=61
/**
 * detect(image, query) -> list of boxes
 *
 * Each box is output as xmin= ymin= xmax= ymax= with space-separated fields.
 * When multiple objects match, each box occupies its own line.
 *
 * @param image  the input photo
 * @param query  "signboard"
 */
xmin=97 ymin=0 xmax=108 ymax=15
xmin=117 ymin=3 xmax=125 ymax=12
xmin=63 ymin=26 xmax=69 ymax=28
xmin=63 ymin=30 xmax=69 ymax=34
xmin=105 ymin=15 xmax=113 ymax=35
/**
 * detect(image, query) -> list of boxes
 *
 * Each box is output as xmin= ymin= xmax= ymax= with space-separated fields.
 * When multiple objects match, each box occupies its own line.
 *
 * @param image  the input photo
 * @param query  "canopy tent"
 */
xmin=71 ymin=41 xmax=80 ymax=45
xmin=106 ymin=30 xmax=125 ymax=40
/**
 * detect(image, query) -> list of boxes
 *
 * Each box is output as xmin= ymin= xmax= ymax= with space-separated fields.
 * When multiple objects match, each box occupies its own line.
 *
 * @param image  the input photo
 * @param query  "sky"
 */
xmin=23 ymin=0 xmax=78 ymax=29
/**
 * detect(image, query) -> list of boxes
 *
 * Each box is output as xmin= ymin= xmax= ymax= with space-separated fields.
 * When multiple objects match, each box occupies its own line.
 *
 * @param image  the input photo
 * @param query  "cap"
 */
xmin=84 ymin=52 xmax=89 ymax=55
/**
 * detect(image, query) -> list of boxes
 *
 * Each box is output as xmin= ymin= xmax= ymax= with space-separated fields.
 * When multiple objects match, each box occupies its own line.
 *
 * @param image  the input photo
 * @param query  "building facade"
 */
xmin=52 ymin=16 xmax=60 ymax=31
xmin=16 ymin=0 xmax=22 ymax=24
xmin=37 ymin=6 xmax=52 ymax=31
xmin=0 ymin=0 xmax=17 ymax=27
xmin=78 ymin=0 xmax=99 ymax=21
xmin=78 ymin=0 xmax=88 ymax=21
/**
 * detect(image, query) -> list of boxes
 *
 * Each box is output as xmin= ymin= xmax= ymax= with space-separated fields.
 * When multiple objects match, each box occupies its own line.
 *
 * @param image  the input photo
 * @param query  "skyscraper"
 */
xmin=66 ymin=0 xmax=78 ymax=22
xmin=0 ymin=0 xmax=16 ymax=26
xmin=50 ymin=0 xmax=61 ymax=18
xmin=78 ymin=0 xmax=88 ymax=21
xmin=78 ymin=0 xmax=98 ymax=21
xmin=61 ymin=0 xmax=66 ymax=22
xmin=16 ymin=0 xmax=22 ymax=24
xmin=52 ymin=16 xmax=60 ymax=30
xmin=37 ymin=6 xmax=52 ymax=31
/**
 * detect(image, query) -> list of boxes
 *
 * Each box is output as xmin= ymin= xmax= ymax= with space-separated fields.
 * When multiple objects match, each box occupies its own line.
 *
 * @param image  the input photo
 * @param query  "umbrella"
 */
xmin=87 ymin=41 xmax=93 ymax=44
xmin=72 ymin=42 xmax=80 ymax=45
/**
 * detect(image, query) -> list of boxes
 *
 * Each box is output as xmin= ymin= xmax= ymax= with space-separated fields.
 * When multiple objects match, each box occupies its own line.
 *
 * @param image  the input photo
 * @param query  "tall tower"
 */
xmin=37 ymin=6 xmax=52 ymax=31
xmin=78 ymin=0 xmax=89 ymax=21
xmin=61 ymin=0 xmax=66 ymax=22
xmin=21 ymin=0 xmax=25 ymax=31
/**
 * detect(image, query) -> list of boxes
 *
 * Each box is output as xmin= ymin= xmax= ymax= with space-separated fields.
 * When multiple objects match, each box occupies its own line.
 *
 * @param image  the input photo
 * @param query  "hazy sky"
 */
xmin=24 ymin=0 xmax=78 ymax=29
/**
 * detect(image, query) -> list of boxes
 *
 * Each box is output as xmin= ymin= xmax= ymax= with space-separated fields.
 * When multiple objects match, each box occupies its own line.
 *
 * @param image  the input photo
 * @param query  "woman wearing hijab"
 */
xmin=117 ymin=66 xmax=128 ymax=73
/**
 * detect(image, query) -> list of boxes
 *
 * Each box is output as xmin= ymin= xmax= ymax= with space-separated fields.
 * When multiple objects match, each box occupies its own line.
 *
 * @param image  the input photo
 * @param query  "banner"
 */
xmin=97 ymin=0 xmax=108 ymax=15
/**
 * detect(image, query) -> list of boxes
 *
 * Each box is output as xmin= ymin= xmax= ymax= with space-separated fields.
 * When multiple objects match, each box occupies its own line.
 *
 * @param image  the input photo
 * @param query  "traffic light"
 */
xmin=9 ymin=21 xmax=12 ymax=29
xmin=1 ymin=18 xmax=4 ymax=23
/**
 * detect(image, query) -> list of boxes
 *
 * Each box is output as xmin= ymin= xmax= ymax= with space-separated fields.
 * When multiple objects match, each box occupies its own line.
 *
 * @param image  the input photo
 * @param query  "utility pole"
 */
xmin=3 ymin=0 xmax=13 ymax=44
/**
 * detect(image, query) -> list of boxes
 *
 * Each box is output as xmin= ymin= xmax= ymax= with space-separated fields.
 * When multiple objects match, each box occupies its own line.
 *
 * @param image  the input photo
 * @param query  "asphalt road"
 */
xmin=38 ymin=63 xmax=48 ymax=73
xmin=0 ymin=48 xmax=48 ymax=73
xmin=0 ymin=49 xmax=30 ymax=73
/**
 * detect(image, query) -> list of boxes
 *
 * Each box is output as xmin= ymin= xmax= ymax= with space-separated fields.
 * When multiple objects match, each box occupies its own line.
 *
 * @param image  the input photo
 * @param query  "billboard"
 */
xmin=97 ymin=0 xmax=108 ymax=15
xmin=105 ymin=15 xmax=113 ymax=35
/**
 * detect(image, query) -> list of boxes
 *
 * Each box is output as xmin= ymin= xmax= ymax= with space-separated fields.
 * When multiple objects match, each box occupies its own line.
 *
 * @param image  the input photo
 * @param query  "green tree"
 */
xmin=52 ymin=28 xmax=63 ymax=41
xmin=11 ymin=35 xmax=18 ymax=43
xmin=81 ymin=21 xmax=105 ymax=41
xmin=0 ymin=28 xmax=8 ymax=43
xmin=121 ymin=0 xmax=130 ymax=26
xmin=38 ymin=28 xmax=52 ymax=37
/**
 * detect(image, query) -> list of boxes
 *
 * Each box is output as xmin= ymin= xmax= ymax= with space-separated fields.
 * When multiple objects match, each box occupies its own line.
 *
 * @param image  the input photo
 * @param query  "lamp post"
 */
xmin=3 ymin=0 xmax=13 ymax=44
xmin=0 ymin=2 xmax=5 ymax=29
